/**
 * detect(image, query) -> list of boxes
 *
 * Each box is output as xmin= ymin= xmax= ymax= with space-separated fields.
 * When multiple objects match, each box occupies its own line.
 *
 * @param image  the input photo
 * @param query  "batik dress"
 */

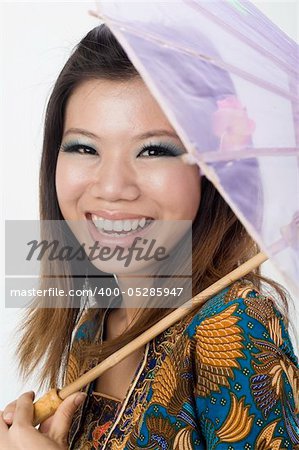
xmin=67 ymin=279 xmax=299 ymax=449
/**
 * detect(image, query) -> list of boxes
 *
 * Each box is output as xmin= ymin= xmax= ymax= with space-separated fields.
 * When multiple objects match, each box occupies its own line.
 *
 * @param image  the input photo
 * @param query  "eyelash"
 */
xmin=60 ymin=141 xmax=184 ymax=158
xmin=60 ymin=142 xmax=97 ymax=156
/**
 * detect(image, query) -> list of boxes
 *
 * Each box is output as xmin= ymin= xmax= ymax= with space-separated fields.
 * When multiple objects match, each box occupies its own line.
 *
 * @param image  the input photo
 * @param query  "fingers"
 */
xmin=13 ymin=391 xmax=35 ymax=427
xmin=39 ymin=415 xmax=54 ymax=434
xmin=2 ymin=400 xmax=17 ymax=425
xmin=45 ymin=392 xmax=86 ymax=445
xmin=2 ymin=392 xmax=35 ymax=426
xmin=1 ymin=390 xmax=86 ymax=449
xmin=0 ymin=411 xmax=9 ymax=431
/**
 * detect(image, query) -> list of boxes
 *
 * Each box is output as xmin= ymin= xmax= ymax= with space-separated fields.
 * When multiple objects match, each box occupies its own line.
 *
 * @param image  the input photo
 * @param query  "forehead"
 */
xmin=64 ymin=78 xmax=173 ymax=136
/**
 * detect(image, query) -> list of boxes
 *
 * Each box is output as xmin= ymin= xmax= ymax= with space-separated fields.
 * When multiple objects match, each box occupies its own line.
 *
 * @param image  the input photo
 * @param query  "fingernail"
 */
xmin=3 ymin=412 xmax=14 ymax=422
xmin=27 ymin=391 xmax=35 ymax=400
xmin=74 ymin=393 xmax=87 ymax=407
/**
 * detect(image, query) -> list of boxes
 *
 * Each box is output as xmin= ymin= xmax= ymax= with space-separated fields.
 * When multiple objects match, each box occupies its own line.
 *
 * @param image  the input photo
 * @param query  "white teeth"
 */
xmin=104 ymin=219 xmax=113 ymax=231
xmin=113 ymin=221 xmax=123 ymax=232
xmin=91 ymin=215 xmax=151 ymax=233
xmin=131 ymin=220 xmax=138 ymax=231
xmin=139 ymin=217 xmax=146 ymax=228
xmin=123 ymin=220 xmax=131 ymax=231
xmin=93 ymin=216 xmax=104 ymax=228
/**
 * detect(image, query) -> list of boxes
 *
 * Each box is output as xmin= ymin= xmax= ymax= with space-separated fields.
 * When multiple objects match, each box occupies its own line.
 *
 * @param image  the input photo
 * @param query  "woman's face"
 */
xmin=56 ymin=78 xmax=201 ymax=274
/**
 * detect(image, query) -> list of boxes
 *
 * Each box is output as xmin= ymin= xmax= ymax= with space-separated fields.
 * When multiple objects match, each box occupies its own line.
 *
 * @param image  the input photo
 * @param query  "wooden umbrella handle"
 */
xmin=33 ymin=388 xmax=63 ymax=427
xmin=33 ymin=251 xmax=267 ymax=425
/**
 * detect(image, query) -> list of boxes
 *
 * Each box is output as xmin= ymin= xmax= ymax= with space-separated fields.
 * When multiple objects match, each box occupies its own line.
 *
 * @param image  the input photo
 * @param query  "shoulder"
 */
xmin=185 ymin=278 xmax=298 ymax=375
xmin=185 ymin=280 xmax=299 ymax=447
xmin=185 ymin=279 xmax=294 ymax=355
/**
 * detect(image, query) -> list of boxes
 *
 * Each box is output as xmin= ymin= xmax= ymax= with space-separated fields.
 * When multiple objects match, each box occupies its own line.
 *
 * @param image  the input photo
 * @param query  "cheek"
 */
xmin=145 ymin=163 xmax=201 ymax=218
xmin=55 ymin=156 xmax=89 ymax=214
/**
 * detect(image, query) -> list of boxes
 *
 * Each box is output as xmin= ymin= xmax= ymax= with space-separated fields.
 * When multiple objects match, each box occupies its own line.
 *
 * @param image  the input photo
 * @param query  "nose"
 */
xmin=89 ymin=155 xmax=140 ymax=202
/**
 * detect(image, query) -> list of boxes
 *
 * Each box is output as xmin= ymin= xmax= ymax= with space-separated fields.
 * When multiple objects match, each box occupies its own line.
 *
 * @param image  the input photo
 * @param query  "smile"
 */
xmin=90 ymin=214 xmax=154 ymax=236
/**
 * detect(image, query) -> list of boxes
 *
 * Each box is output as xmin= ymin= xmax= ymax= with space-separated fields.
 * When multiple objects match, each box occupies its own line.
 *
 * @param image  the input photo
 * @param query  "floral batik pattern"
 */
xmin=67 ymin=280 xmax=299 ymax=449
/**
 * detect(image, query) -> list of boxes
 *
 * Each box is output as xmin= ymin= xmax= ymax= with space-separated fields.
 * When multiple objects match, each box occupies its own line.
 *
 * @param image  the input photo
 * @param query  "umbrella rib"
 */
xmin=186 ymin=0 xmax=297 ymax=78
xmin=99 ymin=15 xmax=297 ymax=102
xmin=198 ymin=147 xmax=299 ymax=163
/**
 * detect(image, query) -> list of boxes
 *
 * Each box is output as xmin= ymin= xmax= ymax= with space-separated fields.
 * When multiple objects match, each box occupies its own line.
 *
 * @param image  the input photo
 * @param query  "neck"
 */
xmin=111 ymin=274 xmax=154 ymax=327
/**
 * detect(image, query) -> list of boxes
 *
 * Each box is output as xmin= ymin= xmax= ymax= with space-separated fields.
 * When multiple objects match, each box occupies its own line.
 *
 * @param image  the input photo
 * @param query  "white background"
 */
xmin=0 ymin=1 xmax=298 ymax=407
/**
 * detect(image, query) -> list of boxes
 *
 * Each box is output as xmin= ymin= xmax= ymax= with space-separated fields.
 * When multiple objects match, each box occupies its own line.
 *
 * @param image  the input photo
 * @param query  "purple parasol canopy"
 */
xmin=93 ymin=0 xmax=299 ymax=296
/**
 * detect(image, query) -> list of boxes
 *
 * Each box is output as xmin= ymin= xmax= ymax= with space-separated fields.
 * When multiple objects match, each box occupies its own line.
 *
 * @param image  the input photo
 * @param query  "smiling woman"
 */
xmin=1 ymin=23 xmax=299 ymax=450
xmin=56 ymin=77 xmax=200 ymax=276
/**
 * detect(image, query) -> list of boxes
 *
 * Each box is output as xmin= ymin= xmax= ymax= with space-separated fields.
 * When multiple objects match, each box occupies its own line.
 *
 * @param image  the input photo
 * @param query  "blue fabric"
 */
xmin=68 ymin=280 xmax=299 ymax=449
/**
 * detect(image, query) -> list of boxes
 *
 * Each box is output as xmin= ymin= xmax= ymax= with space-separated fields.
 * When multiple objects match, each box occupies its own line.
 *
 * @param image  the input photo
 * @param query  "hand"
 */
xmin=0 ymin=390 xmax=87 ymax=449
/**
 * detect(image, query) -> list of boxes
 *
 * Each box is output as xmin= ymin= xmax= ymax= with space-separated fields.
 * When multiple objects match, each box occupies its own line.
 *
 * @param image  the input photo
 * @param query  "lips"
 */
xmin=87 ymin=210 xmax=154 ymax=220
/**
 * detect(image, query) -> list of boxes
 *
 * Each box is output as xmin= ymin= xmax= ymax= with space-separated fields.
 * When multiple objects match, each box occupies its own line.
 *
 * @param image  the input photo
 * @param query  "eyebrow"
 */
xmin=62 ymin=127 xmax=180 ymax=141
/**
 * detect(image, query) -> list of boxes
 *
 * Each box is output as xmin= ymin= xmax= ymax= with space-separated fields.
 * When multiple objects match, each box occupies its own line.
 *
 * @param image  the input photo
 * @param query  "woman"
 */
xmin=1 ymin=24 xmax=299 ymax=449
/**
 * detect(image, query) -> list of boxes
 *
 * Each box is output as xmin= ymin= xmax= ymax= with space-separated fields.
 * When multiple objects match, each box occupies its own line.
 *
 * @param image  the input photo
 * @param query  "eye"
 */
xmin=60 ymin=142 xmax=97 ymax=156
xmin=138 ymin=142 xmax=184 ymax=158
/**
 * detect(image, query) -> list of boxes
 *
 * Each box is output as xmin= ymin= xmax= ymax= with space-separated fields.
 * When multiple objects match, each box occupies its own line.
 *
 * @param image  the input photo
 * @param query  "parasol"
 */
xmin=32 ymin=0 xmax=299 ymax=423
xmin=91 ymin=0 xmax=299 ymax=297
